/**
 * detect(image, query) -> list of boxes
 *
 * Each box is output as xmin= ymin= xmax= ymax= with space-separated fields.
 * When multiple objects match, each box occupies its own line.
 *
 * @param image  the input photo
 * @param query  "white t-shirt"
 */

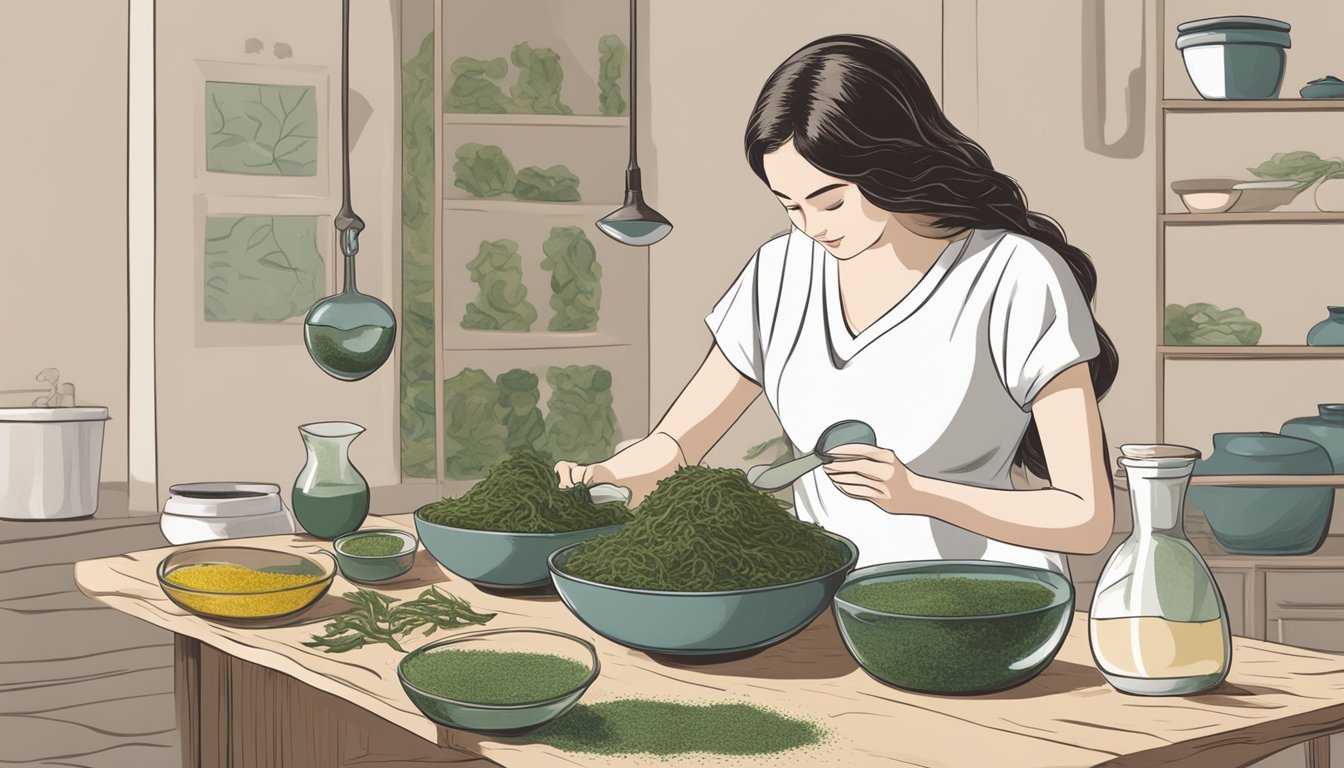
xmin=705 ymin=226 xmax=1101 ymax=572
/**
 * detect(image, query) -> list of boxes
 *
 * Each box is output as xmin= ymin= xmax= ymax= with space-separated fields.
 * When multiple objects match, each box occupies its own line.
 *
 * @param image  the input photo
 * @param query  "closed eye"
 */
xmin=784 ymin=204 xmax=801 ymax=212
xmin=824 ymin=199 xmax=844 ymax=212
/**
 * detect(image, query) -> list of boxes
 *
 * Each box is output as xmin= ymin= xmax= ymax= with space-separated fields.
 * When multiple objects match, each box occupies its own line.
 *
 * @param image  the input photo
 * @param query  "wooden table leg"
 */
xmin=1306 ymin=735 xmax=1331 ymax=768
xmin=174 ymin=635 xmax=201 ymax=768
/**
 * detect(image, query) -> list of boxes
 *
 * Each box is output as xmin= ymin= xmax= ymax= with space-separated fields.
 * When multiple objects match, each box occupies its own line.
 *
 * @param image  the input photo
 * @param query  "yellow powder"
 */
xmin=163 ymin=563 xmax=328 ymax=618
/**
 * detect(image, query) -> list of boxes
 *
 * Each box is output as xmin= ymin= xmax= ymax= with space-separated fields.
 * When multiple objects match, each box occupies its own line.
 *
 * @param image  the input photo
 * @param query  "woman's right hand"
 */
xmin=554 ymin=432 xmax=687 ymax=507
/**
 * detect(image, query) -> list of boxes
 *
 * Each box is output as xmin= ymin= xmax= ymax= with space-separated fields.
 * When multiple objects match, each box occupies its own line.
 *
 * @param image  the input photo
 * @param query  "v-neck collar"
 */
xmin=822 ymin=231 xmax=973 ymax=363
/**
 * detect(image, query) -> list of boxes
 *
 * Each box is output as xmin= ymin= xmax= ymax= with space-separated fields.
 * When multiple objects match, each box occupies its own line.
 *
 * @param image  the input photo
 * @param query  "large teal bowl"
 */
xmin=832 ymin=560 xmax=1074 ymax=695
xmin=414 ymin=512 xmax=623 ymax=590
xmin=548 ymin=532 xmax=858 ymax=656
xmin=398 ymin=627 xmax=599 ymax=735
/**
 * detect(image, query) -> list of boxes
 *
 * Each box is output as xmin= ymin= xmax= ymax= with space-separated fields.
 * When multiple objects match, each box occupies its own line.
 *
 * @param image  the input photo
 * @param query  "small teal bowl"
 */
xmin=414 ymin=485 xmax=630 ymax=590
xmin=548 ymin=532 xmax=858 ymax=656
xmin=332 ymin=528 xmax=417 ymax=583
xmin=398 ymin=627 xmax=600 ymax=735
xmin=833 ymin=560 xmax=1074 ymax=695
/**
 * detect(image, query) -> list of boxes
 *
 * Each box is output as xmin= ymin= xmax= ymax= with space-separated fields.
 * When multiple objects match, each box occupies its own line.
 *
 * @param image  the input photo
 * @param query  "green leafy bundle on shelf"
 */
xmin=540 ymin=365 xmax=620 ymax=465
xmin=542 ymin=226 xmax=602 ymax=331
xmin=400 ymin=33 xmax=438 ymax=478
xmin=561 ymin=465 xmax=846 ymax=591
xmin=444 ymin=56 xmax=510 ymax=113
xmin=509 ymin=43 xmax=572 ymax=115
xmin=497 ymin=368 xmax=546 ymax=454
xmin=461 ymin=239 xmax=537 ymax=331
xmin=597 ymin=35 xmax=627 ymax=116
xmin=454 ymin=143 xmax=516 ymax=197
xmin=1164 ymin=303 xmax=1262 ymax=346
xmin=443 ymin=369 xmax=509 ymax=480
xmin=515 ymin=165 xmax=582 ymax=202
xmin=1248 ymin=150 xmax=1344 ymax=190
xmin=418 ymin=448 xmax=631 ymax=533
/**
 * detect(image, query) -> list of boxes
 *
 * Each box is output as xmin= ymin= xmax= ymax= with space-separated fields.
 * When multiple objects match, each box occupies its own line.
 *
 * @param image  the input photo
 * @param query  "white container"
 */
xmin=1315 ymin=178 xmax=1344 ymax=212
xmin=160 ymin=482 xmax=297 ymax=545
xmin=0 ymin=407 xmax=110 ymax=520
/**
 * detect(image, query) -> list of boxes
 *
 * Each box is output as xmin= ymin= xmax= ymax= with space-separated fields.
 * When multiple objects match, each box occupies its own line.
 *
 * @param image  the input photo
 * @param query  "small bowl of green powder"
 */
xmin=832 ymin=560 xmax=1074 ymax=695
xmin=397 ymin=627 xmax=600 ymax=734
xmin=333 ymin=528 xmax=417 ymax=583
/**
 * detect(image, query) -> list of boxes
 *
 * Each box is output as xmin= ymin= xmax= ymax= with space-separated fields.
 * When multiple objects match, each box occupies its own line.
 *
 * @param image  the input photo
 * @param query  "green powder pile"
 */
xmin=842 ymin=577 xmax=1056 ymax=617
xmin=401 ymin=649 xmax=591 ymax=705
xmin=527 ymin=699 xmax=826 ymax=756
xmin=339 ymin=534 xmax=407 ymax=558
xmin=561 ymin=465 xmax=846 ymax=591
xmin=417 ymin=449 xmax=631 ymax=533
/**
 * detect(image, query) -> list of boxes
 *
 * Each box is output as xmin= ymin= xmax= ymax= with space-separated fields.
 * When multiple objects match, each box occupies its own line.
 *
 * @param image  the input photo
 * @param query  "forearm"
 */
xmin=650 ymin=344 xmax=761 ymax=465
xmin=907 ymin=474 xmax=1115 ymax=555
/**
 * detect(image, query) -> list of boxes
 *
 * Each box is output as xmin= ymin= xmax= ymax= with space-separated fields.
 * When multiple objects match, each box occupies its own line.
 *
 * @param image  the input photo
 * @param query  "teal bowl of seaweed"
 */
xmin=332 ymin=528 xmax=417 ymax=583
xmin=832 ymin=560 xmax=1074 ymax=695
xmin=398 ymin=627 xmax=600 ymax=735
xmin=549 ymin=532 xmax=858 ymax=657
xmin=414 ymin=483 xmax=631 ymax=590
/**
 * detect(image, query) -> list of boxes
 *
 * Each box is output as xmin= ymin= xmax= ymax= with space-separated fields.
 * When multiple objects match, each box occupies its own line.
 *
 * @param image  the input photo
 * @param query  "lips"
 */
xmin=820 ymin=236 xmax=844 ymax=247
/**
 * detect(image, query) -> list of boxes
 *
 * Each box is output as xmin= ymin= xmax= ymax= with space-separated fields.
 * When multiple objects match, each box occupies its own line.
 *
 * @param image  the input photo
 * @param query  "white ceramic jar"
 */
xmin=160 ymin=482 xmax=297 ymax=545
xmin=0 ymin=406 xmax=110 ymax=520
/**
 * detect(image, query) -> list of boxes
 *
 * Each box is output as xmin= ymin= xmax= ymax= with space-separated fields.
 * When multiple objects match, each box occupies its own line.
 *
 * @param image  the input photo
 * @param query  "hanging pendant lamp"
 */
xmin=302 ymin=0 xmax=398 ymax=381
xmin=596 ymin=0 xmax=672 ymax=246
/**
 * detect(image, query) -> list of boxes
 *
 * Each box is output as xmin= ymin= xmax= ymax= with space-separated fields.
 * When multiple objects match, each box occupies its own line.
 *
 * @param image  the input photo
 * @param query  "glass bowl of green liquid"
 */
xmin=832 ymin=560 xmax=1074 ymax=695
xmin=398 ymin=627 xmax=600 ymax=734
xmin=332 ymin=528 xmax=417 ymax=583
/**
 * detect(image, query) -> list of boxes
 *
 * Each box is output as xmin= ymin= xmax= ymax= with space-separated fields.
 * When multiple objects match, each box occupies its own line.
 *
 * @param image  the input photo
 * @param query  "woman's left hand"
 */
xmin=822 ymin=444 xmax=916 ymax=514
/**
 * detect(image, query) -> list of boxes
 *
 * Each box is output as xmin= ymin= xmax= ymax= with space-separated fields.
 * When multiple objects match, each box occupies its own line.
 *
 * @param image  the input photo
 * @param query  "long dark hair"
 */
xmin=745 ymin=34 xmax=1118 ymax=484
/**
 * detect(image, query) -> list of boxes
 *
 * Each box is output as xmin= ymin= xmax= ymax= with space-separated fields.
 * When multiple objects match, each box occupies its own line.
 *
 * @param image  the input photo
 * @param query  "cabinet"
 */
xmin=399 ymin=0 xmax=648 ymax=490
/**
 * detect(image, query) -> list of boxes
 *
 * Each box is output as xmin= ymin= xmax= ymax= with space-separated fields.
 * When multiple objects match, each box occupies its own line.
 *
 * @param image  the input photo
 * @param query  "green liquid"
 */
xmin=401 ymin=649 xmax=590 ymax=705
xmin=528 ymin=700 xmax=826 ymax=756
xmin=841 ymin=577 xmax=1056 ymax=617
xmin=292 ymin=486 xmax=370 ymax=540
xmin=305 ymin=323 xmax=395 ymax=380
xmin=339 ymin=534 xmax=405 ymax=557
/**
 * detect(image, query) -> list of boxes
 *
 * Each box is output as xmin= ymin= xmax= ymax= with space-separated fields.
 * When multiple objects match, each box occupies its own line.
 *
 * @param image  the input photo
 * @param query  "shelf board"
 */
xmin=1159 ymin=346 xmax=1344 ymax=360
xmin=1115 ymin=468 xmax=1344 ymax=488
xmin=444 ymin=330 xmax=630 ymax=352
xmin=443 ymin=113 xmax=629 ymax=128
xmin=443 ymin=199 xmax=621 ymax=216
xmin=1162 ymin=212 xmax=1344 ymax=225
xmin=1163 ymin=99 xmax=1344 ymax=112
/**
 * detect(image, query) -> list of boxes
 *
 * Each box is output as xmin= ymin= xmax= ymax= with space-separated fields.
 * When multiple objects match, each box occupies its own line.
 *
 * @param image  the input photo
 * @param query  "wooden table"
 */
xmin=75 ymin=515 xmax=1344 ymax=768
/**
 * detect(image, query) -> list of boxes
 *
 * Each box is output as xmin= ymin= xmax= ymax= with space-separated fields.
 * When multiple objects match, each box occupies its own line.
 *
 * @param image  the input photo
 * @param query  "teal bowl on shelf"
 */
xmin=332 ymin=528 xmax=417 ymax=583
xmin=831 ymin=560 xmax=1074 ymax=695
xmin=547 ymin=532 xmax=858 ymax=657
xmin=413 ymin=485 xmax=630 ymax=590
xmin=1307 ymin=307 xmax=1344 ymax=346
xmin=397 ymin=627 xmax=599 ymax=735
xmin=1281 ymin=404 xmax=1344 ymax=470
xmin=1189 ymin=432 xmax=1333 ymax=555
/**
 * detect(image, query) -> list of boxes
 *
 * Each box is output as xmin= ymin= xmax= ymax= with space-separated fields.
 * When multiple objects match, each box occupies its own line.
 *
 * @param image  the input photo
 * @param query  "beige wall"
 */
xmin=0 ymin=0 xmax=130 ymax=485
xmin=643 ymin=0 xmax=945 ymax=469
xmin=155 ymin=0 xmax=400 ymax=506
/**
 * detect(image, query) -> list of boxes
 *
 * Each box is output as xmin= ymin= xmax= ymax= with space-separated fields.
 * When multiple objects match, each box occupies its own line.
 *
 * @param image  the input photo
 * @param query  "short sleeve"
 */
xmin=705 ymin=251 xmax=765 ymax=385
xmin=988 ymin=238 xmax=1101 ymax=410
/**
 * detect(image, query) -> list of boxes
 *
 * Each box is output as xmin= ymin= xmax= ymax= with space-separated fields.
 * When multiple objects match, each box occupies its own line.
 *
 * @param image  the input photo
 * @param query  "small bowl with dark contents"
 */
xmin=332 ymin=528 xmax=417 ymax=583
xmin=398 ymin=627 xmax=600 ymax=734
xmin=832 ymin=560 xmax=1074 ymax=695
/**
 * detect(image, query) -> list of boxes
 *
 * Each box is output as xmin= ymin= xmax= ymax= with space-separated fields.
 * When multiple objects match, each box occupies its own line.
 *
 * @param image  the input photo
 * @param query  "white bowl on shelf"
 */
xmin=1171 ymin=178 xmax=1303 ymax=214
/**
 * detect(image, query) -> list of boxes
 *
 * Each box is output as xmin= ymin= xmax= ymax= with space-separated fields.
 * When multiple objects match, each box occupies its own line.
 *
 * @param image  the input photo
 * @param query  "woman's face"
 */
xmin=761 ymin=139 xmax=890 ymax=259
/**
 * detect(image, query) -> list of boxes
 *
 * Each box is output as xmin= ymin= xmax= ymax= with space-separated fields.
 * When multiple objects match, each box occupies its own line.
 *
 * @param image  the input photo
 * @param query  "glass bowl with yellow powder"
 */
xmin=398 ymin=627 xmax=600 ymax=734
xmin=832 ymin=560 xmax=1074 ymax=695
xmin=157 ymin=545 xmax=337 ymax=621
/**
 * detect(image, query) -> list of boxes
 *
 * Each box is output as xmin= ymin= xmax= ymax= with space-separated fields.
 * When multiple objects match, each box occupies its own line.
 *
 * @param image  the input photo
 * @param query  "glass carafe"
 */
xmin=292 ymin=421 xmax=370 ymax=540
xmin=1089 ymin=444 xmax=1232 ymax=696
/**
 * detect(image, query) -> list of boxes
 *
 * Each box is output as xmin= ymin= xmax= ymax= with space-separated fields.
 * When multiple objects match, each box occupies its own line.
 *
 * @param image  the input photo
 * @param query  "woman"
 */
xmin=556 ymin=34 xmax=1118 ymax=572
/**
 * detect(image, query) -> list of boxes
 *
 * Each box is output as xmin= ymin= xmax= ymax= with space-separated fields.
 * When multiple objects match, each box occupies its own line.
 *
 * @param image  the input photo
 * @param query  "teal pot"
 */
xmin=1175 ymin=16 xmax=1290 ymax=99
xmin=832 ymin=561 xmax=1073 ymax=695
xmin=548 ymin=533 xmax=858 ymax=656
xmin=1189 ymin=432 xmax=1333 ymax=555
xmin=1307 ymin=307 xmax=1344 ymax=345
xmin=1281 ymin=404 xmax=1344 ymax=471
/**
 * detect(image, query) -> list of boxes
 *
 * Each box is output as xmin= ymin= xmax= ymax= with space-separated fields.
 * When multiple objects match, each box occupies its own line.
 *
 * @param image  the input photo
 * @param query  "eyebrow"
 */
xmin=771 ymin=182 xmax=847 ymax=202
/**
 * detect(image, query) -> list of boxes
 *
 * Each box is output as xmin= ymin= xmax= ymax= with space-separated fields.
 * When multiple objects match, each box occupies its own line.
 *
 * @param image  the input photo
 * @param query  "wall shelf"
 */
xmin=443 ymin=200 xmax=619 ymax=216
xmin=1162 ymin=212 xmax=1344 ymax=225
xmin=444 ymin=330 xmax=629 ymax=351
xmin=443 ymin=113 xmax=629 ymax=128
xmin=1163 ymin=99 xmax=1344 ymax=113
xmin=1159 ymin=346 xmax=1344 ymax=360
